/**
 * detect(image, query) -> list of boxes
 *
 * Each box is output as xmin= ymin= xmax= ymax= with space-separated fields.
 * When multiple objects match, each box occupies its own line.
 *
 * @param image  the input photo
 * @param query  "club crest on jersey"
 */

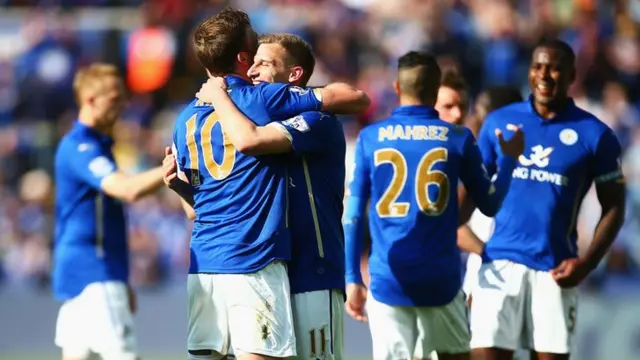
xmin=288 ymin=86 xmax=309 ymax=95
xmin=519 ymin=145 xmax=553 ymax=168
xmin=282 ymin=115 xmax=310 ymax=132
xmin=559 ymin=129 xmax=578 ymax=146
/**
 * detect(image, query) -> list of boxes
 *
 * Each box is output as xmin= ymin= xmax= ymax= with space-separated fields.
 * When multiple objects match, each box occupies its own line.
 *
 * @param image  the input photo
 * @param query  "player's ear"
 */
xmin=288 ymin=66 xmax=304 ymax=83
xmin=237 ymin=52 xmax=252 ymax=66
xmin=393 ymin=80 xmax=401 ymax=97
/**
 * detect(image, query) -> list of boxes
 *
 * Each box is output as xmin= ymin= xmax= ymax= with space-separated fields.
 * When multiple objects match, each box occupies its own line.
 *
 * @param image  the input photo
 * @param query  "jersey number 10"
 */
xmin=374 ymin=147 xmax=450 ymax=217
xmin=185 ymin=112 xmax=236 ymax=180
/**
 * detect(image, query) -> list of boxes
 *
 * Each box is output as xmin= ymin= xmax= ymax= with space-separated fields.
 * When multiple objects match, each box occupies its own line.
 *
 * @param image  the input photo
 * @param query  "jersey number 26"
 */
xmin=375 ymin=147 xmax=450 ymax=218
xmin=185 ymin=112 xmax=236 ymax=180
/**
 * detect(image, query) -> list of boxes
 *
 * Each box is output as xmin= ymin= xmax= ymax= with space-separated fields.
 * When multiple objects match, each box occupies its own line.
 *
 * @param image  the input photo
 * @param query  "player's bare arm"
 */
xmin=196 ymin=77 xmax=294 ymax=155
xmin=457 ymin=186 xmax=485 ymax=255
xmin=197 ymin=76 xmax=370 ymax=115
xmin=457 ymin=226 xmax=485 ymax=255
xmin=552 ymin=179 xmax=626 ymax=288
xmin=99 ymin=166 xmax=164 ymax=203
xmin=162 ymin=147 xmax=196 ymax=220
xmin=317 ymin=82 xmax=370 ymax=114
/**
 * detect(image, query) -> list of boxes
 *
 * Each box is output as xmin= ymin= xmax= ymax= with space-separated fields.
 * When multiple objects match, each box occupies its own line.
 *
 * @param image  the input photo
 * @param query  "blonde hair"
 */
xmin=73 ymin=63 xmax=121 ymax=104
xmin=258 ymin=33 xmax=315 ymax=85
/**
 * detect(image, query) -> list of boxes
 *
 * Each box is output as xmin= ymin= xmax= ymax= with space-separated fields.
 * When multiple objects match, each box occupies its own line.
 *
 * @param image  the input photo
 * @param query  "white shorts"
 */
xmin=188 ymin=261 xmax=296 ymax=358
xmin=463 ymin=253 xmax=482 ymax=298
xmin=55 ymin=281 xmax=137 ymax=360
xmin=470 ymin=260 xmax=578 ymax=354
xmin=366 ymin=291 xmax=470 ymax=360
xmin=290 ymin=289 xmax=345 ymax=360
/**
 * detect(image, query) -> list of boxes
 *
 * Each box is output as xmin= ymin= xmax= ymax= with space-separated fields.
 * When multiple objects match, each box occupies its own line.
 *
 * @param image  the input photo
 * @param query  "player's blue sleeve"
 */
xmin=344 ymin=135 xmax=371 ymax=285
xmin=260 ymin=83 xmax=322 ymax=120
xmin=67 ymin=141 xmax=117 ymax=190
xmin=274 ymin=112 xmax=336 ymax=156
xmin=477 ymin=117 xmax=498 ymax=175
xmin=590 ymin=128 xmax=624 ymax=184
xmin=459 ymin=130 xmax=516 ymax=217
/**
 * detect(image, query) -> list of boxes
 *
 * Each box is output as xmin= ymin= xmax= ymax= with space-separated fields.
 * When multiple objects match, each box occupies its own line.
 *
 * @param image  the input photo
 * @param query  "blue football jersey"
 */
xmin=344 ymin=105 xmax=517 ymax=306
xmin=478 ymin=98 xmax=623 ymax=271
xmin=53 ymin=122 xmax=127 ymax=301
xmin=273 ymin=111 xmax=346 ymax=294
xmin=172 ymin=76 xmax=322 ymax=274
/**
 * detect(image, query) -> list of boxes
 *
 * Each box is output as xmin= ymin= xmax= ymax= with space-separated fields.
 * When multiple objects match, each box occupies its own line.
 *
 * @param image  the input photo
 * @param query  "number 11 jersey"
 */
xmin=173 ymin=75 xmax=322 ymax=274
xmin=346 ymin=105 xmax=517 ymax=306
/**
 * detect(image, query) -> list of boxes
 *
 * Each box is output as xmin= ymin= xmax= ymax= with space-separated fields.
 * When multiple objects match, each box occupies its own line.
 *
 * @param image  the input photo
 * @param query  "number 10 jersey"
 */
xmin=173 ymin=75 xmax=322 ymax=274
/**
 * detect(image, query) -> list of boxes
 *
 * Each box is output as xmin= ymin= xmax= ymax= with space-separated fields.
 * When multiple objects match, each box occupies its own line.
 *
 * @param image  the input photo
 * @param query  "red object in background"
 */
xmin=126 ymin=27 xmax=176 ymax=94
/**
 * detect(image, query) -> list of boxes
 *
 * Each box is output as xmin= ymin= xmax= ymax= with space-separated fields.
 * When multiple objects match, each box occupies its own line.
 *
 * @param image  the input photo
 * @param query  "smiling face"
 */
xmin=247 ymin=43 xmax=295 ymax=85
xmin=528 ymin=46 xmax=575 ymax=108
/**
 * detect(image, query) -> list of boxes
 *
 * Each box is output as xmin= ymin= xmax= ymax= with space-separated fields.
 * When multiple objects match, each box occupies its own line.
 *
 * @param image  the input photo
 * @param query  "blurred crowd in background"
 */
xmin=1 ymin=0 xmax=640 ymax=294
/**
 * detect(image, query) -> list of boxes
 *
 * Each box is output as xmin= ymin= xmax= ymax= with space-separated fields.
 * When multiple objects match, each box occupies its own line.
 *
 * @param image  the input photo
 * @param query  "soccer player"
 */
xmin=343 ymin=50 xmax=524 ymax=360
xmin=171 ymin=9 xmax=368 ymax=360
xmin=174 ymin=32 xmax=353 ymax=360
xmin=435 ymin=70 xmax=468 ymax=126
xmin=470 ymin=39 xmax=626 ymax=360
xmin=53 ymin=63 xmax=166 ymax=360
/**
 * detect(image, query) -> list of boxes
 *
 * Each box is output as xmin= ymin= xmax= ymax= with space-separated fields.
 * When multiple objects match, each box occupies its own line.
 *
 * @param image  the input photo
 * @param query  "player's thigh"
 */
xmin=220 ymin=261 xmax=295 ymax=359
xmin=55 ymin=294 xmax=91 ymax=360
xmin=470 ymin=260 xmax=528 ymax=351
xmin=527 ymin=270 xmax=578 ymax=355
xmin=188 ymin=274 xmax=230 ymax=355
xmin=289 ymin=289 xmax=345 ymax=360
xmin=417 ymin=291 xmax=469 ymax=356
xmin=78 ymin=281 xmax=138 ymax=359
xmin=366 ymin=292 xmax=418 ymax=360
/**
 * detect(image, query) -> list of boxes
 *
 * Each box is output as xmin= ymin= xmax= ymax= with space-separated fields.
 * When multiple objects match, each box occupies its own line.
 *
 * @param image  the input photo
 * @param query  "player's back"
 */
xmin=478 ymin=100 xmax=623 ymax=271
xmin=359 ymin=105 xmax=469 ymax=306
xmin=53 ymin=122 xmax=127 ymax=301
xmin=173 ymin=76 xmax=322 ymax=274
xmin=285 ymin=111 xmax=347 ymax=294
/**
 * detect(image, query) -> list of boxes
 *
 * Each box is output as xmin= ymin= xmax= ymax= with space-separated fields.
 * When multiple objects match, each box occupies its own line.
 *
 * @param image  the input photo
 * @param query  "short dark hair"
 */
xmin=193 ymin=8 xmax=252 ymax=74
xmin=259 ymin=33 xmax=316 ymax=85
xmin=397 ymin=51 xmax=441 ymax=104
xmin=480 ymin=86 xmax=523 ymax=113
xmin=440 ymin=70 xmax=467 ymax=94
xmin=534 ymin=38 xmax=576 ymax=66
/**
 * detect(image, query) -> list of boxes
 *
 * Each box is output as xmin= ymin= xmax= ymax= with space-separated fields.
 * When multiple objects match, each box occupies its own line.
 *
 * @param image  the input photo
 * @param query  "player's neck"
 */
xmin=398 ymin=96 xmax=431 ymax=107
xmin=209 ymin=70 xmax=251 ymax=82
xmin=534 ymin=96 xmax=571 ymax=120
xmin=78 ymin=110 xmax=113 ymax=137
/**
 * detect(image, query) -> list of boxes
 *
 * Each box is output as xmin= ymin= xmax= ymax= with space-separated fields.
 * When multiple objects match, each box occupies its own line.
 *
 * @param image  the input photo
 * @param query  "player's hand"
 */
xmin=163 ymin=146 xmax=179 ymax=188
xmin=496 ymin=123 xmax=524 ymax=158
xmin=551 ymin=258 xmax=590 ymax=288
xmin=196 ymin=76 xmax=228 ymax=105
xmin=127 ymin=283 xmax=137 ymax=314
xmin=345 ymin=283 xmax=368 ymax=322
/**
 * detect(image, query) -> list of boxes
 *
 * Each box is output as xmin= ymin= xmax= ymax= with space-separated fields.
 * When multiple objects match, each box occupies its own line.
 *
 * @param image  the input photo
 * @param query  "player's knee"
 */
xmin=188 ymin=349 xmax=226 ymax=360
